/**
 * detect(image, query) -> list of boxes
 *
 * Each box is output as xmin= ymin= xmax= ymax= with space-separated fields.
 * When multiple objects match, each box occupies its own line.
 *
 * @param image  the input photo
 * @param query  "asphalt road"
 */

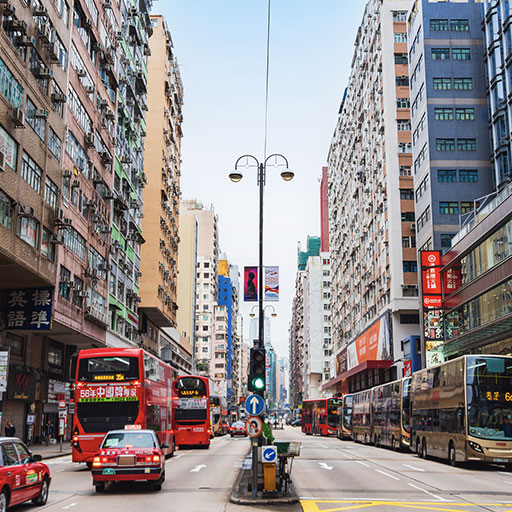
xmin=15 ymin=427 xmax=512 ymax=512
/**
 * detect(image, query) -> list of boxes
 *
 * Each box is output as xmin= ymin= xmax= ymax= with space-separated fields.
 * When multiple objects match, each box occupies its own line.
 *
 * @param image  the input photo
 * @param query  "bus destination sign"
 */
xmin=486 ymin=391 xmax=512 ymax=402
xmin=77 ymin=385 xmax=138 ymax=403
xmin=93 ymin=373 xmax=125 ymax=382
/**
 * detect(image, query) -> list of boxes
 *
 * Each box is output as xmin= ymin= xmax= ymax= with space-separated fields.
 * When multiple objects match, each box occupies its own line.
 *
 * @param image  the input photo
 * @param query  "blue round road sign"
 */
xmin=262 ymin=446 xmax=277 ymax=463
xmin=244 ymin=394 xmax=265 ymax=416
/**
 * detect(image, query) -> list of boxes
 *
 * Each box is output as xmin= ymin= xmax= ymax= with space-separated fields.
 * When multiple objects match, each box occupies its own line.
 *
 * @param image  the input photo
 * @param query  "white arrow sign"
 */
xmin=249 ymin=396 xmax=259 ymax=415
xmin=190 ymin=464 xmax=207 ymax=473
xmin=318 ymin=462 xmax=333 ymax=470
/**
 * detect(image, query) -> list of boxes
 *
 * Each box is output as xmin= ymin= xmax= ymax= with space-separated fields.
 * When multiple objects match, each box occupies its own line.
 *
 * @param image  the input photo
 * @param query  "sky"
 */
xmin=159 ymin=1 xmax=367 ymax=361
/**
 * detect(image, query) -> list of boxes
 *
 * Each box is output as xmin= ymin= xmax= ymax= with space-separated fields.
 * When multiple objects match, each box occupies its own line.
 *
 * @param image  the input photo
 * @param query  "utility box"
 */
xmin=263 ymin=463 xmax=276 ymax=492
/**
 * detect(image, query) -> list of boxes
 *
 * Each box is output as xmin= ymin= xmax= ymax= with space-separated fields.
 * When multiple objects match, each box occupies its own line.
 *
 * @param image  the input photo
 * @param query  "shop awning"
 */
xmin=323 ymin=360 xmax=394 ymax=391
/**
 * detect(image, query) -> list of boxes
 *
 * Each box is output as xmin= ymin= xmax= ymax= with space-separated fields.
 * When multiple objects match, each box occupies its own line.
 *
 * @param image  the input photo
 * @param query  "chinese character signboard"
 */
xmin=421 ymin=251 xmax=442 ymax=309
xmin=244 ymin=267 xmax=258 ymax=302
xmin=6 ymin=287 xmax=53 ymax=330
xmin=0 ymin=351 xmax=9 ymax=393
xmin=264 ymin=266 xmax=279 ymax=301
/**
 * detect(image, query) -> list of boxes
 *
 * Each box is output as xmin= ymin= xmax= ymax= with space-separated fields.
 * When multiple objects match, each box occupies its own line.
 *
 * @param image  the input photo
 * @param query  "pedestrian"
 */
xmin=43 ymin=420 xmax=54 ymax=446
xmin=4 ymin=421 xmax=15 ymax=437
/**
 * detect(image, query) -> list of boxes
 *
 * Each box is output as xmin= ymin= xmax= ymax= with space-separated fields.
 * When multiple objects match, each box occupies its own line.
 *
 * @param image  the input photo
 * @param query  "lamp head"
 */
xmin=271 ymin=313 xmax=277 ymax=318
xmin=229 ymin=171 xmax=243 ymax=183
xmin=280 ymin=170 xmax=294 ymax=181
xmin=249 ymin=313 xmax=255 ymax=318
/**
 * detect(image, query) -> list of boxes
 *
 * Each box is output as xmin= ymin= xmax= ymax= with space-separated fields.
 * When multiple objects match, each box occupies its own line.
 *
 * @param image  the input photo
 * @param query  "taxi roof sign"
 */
xmin=124 ymin=424 xmax=141 ymax=430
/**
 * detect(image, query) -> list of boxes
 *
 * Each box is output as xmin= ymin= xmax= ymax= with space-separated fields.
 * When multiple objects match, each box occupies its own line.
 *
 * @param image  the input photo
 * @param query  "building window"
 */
xmin=18 ymin=216 xmax=40 ymax=249
xmin=393 ymin=11 xmax=407 ymax=21
xmin=432 ymin=48 xmax=450 ymax=60
xmin=440 ymin=233 xmax=455 ymax=248
xmin=72 ymin=276 xmax=84 ymax=308
xmin=21 ymin=152 xmax=42 ymax=193
xmin=402 ymin=236 xmax=416 ymax=248
xmin=394 ymin=53 xmax=408 ymax=65
xmin=0 ymin=57 xmax=23 ymax=108
xmin=44 ymin=177 xmax=58 ymax=210
xmin=457 ymin=138 xmax=476 ymax=151
xmin=63 ymin=227 xmax=86 ymax=260
xmin=403 ymin=261 xmax=418 ymax=273
xmin=396 ymin=76 xmax=409 ymax=86
xmin=455 ymin=108 xmax=474 ymax=121
xmin=400 ymin=189 xmax=414 ymax=200
xmin=0 ymin=190 xmax=14 ymax=230
xmin=439 ymin=201 xmax=459 ymax=214
xmin=433 ymin=78 xmax=452 ymax=90
xmin=3 ymin=333 xmax=25 ymax=359
xmin=436 ymin=138 xmax=455 ymax=151
xmin=452 ymin=48 xmax=471 ymax=60
xmin=59 ymin=266 xmax=71 ymax=299
xmin=460 ymin=201 xmax=478 ymax=214
xmin=434 ymin=108 xmax=453 ymax=121
xmin=397 ymin=120 xmax=411 ymax=131
xmin=438 ymin=170 xmax=457 ymax=182
xmin=398 ymin=142 xmax=412 ymax=153
xmin=430 ymin=19 xmax=449 ymax=31
xmin=396 ymin=97 xmax=410 ymax=108
xmin=0 ymin=126 xmax=18 ymax=171
xmin=401 ymin=211 xmax=415 ymax=222
xmin=400 ymin=314 xmax=419 ymax=324
xmin=453 ymin=78 xmax=472 ymax=90
xmin=450 ymin=19 xmax=469 ymax=31
xmin=400 ymin=166 xmax=412 ymax=176
xmin=41 ymin=228 xmax=55 ymax=262
xmin=25 ymin=97 xmax=46 ymax=141
xmin=417 ymin=206 xmax=431 ymax=230
xmin=459 ymin=169 xmax=478 ymax=182
xmin=48 ymin=128 xmax=62 ymax=160
xmin=394 ymin=33 xmax=407 ymax=43
xmin=415 ymin=174 xmax=429 ymax=201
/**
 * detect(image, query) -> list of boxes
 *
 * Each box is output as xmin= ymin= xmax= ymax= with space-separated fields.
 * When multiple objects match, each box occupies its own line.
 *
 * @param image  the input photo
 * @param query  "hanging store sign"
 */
xmin=0 ymin=351 xmax=9 ymax=393
xmin=7 ymin=367 xmax=36 ymax=401
xmin=5 ymin=287 xmax=53 ymax=330
xmin=244 ymin=266 xmax=258 ymax=302
xmin=421 ymin=251 xmax=442 ymax=309
xmin=264 ymin=266 xmax=279 ymax=301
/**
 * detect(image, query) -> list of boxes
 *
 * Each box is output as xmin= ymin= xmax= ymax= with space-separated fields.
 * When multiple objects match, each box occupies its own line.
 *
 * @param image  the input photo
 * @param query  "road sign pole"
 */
xmin=252 ymin=438 xmax=258 ymax=498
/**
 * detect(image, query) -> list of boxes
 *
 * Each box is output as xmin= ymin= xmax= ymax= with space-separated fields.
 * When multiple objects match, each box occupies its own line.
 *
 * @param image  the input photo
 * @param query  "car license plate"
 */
xmin=193 ymin=427 xmax=203 ymax=432
xmin=494 ymin=458 xmax=509 ymax=463
xmin=118 ymin=455 xmax=136 ymax=466
xmin=102 ymin=468 xmax=115 ymax=475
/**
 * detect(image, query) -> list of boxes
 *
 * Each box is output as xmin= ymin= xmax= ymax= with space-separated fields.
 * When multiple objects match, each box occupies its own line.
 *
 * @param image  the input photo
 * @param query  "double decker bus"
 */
xmin=209 ymin=396 xmax=228 ymax=436
xmin=301 ymin=398 xmax=342 ymax=436
xmin=336 ymin=394 xmax=353 ymax=440
xmin=173 ymin=375 xmax=211 ymax=448
xmin=72 ymin=348 xmax=176 ymax=465
xmin=352 ymin=389 xmax=371 ymax=443
xmin=411 ymin=355 xmax=512 ymax=466
xmin=372 ymin=377 xmax=411 ymax=450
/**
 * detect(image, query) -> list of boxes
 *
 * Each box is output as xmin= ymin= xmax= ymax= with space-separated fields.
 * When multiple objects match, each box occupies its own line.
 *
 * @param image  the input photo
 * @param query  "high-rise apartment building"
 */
xmin=106 ymin=0 xmax=153 ymax=348
xmin=139 ymin=15 xmax=183 ymax=355
xmin=181 ymin=200 xmax=219 ymax=375
xmin=327 ymin=0 xmax=419 ymax=395
xmin=408 ymin=0 xmax=493 ymax=254
xmin=289 ymin=270 xmax=306 ymax=407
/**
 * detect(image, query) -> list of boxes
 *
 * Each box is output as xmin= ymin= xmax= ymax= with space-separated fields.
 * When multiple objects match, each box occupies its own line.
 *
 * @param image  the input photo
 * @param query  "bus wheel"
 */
xmin=416 ymin=438 xmax=421 ymax=457
xmin=392 ymin=437 xmax=398 ymax=451
xmin=364 ymin=434 xmax=368 ymax=444
xmin=421 ymin=439 xmax=428 ymax=459
xmin=449 ymin=443 xmax=458 ymax=467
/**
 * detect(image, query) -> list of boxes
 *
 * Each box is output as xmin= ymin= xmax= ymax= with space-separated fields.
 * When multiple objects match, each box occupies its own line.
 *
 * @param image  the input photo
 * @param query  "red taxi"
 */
xmin=0 ymin=437 xmax=50 ymax=511
xmin=229 ymin=422 xmax=247 ymax=437
xmin=91 ymin=427 xmax=168 ymax=492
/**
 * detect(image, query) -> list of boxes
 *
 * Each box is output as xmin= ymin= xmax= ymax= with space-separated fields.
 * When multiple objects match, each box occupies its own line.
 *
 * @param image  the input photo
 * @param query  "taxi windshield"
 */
xmin=102 ymin=432 xmax=156 ymax=449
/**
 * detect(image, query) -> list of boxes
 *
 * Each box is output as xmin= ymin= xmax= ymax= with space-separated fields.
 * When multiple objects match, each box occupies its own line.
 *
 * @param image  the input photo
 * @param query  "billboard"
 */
xmin=421 ymin=251 xmax=442 ymax=309
xmin=346 ymin=311 xmax=392 ymax=371
xmin=5 ymin=287 xmax=53 ymax=330
xmin=244 ymin=267 xmax=258 ymax=301
xmin=264 ymin=266 xmax=279 ymax=301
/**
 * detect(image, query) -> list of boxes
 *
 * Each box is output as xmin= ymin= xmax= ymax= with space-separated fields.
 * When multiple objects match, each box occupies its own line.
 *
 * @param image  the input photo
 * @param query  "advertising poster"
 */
xmin=244 ymin=266 xmax=258 ymax=301
xmin=264 ymin=266 xmax=279 ymax=301
xmin=5 ymin=287 xmax=53 ymax=330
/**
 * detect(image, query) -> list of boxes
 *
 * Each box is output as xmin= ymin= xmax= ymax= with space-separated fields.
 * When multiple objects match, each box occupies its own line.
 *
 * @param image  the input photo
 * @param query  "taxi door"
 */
xmin=14 ymin=442 xmax=41 ymax=500
xmin=1 ymin=442 xmax=26 ymax=505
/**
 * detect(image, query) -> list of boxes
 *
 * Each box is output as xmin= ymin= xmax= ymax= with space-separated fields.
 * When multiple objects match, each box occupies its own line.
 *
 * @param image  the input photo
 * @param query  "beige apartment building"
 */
xmin=139 ymin=15 xmax=184 ymax=355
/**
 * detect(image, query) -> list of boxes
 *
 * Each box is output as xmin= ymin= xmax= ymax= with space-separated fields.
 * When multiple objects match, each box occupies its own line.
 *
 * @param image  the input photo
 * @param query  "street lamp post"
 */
xmin=229 ymin=153 xmax=293 ymax=498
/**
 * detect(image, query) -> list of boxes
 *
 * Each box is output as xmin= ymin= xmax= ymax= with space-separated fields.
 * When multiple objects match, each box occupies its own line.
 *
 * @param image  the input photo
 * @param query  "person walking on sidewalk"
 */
xmin=42 ymin=420 xmax=54 ymax=446
xmin=4 ymin=421 xmax=15 ymax=437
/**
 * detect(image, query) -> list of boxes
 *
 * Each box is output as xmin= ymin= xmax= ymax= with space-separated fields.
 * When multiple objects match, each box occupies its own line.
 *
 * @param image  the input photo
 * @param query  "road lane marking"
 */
xmin=190 ymin=464 xmax=207 ymax=472
xmin=62 ymin=504 xmax=76 ymax=510
xmin=354 ymin=460 xmax=370 ymax=467
xmin=318 ymin=462 xmax=333 ymax=470
xmin=402 ymin=464 xmax=425 ymax=472
xmin=337 ymin=451 xmax=354 ymax=459
xmin=407 ymin=483 xmax=446 ymax=502
xmin=375 ymin=469 xmax=400 ymax=480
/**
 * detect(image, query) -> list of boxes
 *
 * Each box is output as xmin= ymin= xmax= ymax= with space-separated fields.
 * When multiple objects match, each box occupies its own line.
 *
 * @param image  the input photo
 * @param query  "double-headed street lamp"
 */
xmin=249 ymin=304 xmax=277 ymax=318
xmin=229 ymin=153 xmax=293 ymax=353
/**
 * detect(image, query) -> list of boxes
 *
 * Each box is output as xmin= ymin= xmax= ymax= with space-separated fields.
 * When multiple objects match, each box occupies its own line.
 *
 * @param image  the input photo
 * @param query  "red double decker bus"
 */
xmin=173 ymin=375 xmax=211 ymax=448
xmin=302 ymin=398 xmax=342 ymax=436
xmin=72 ymin=348 xmax=176 ymax=465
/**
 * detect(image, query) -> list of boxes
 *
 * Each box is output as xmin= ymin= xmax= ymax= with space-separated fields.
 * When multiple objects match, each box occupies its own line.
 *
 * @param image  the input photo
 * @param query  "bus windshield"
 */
xmin=78 ymin=356 xmax=139 ymax=382
xmin=402 ymin=378 xmax=411 ymax=433
xmin=328 ymin=399 xmax=342 ymax=428
xmin=343 ymin=395 xmax=353 ymax=431
xmin=76 ymin=401 xmax=140 ymax=433
xmin=467 ymin=357 xmax=512 ymax=440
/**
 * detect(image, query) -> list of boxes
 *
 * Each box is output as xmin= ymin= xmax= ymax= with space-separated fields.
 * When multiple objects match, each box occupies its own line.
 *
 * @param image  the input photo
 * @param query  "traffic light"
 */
xmin=248 ymin=348 xmax=266 ymax=396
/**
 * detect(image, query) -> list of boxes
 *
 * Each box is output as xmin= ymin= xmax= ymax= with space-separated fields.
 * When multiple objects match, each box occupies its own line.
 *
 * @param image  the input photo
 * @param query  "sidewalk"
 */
xmin=28 ymin=441 xmax=72 ymax=460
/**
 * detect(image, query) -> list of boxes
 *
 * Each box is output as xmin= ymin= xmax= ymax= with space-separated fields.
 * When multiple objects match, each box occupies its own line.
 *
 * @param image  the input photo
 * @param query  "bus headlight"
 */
xmin=468 ymin=441 xmax=483 ymax=453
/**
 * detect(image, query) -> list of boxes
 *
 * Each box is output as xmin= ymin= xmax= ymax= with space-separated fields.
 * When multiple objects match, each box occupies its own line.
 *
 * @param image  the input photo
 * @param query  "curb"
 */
xmin=42 ymin=451 xmax=72 ymax=460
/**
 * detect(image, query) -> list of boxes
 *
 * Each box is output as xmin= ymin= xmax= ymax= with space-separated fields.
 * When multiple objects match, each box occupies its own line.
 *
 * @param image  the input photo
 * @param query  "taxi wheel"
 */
xmin=32 ymin=477 xmax=49 ymax=506
xmin=0 ymin=489 xmax=8 ymax=512
xmin=95 ymin=482 xmax=105 ymax=493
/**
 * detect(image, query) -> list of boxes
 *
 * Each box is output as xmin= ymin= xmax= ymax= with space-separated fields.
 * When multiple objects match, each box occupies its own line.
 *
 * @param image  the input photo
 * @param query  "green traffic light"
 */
xmin=252 ymin=377 xmax=265 ymax=390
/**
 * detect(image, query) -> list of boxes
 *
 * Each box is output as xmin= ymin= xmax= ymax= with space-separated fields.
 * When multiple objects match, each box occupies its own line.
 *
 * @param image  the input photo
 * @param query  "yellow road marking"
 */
xmin=300 ymin=500 xmax=512 ymax=511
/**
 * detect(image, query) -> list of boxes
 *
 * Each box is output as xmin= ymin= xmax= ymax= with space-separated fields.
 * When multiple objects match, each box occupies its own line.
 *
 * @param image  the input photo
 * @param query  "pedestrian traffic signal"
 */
xmin=248 ymin=348 xmax=266 ymax=396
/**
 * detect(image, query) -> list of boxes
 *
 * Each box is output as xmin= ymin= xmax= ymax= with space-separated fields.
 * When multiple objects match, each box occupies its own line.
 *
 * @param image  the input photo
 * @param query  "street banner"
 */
xmin=244 ymin=266 xmax=258 ymax=301
xmin=264 ymin=266 xmax=279 ymax=301
xmin=5 ymin=287 xmax=53 ymax=330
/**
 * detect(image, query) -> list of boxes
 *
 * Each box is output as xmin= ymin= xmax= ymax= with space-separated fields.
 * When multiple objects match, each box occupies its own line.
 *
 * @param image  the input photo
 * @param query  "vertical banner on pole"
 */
xmin=244 ymin=266 xmax=258 ymax=302
xmin=264 ymin=266 xmax=279 ymax=301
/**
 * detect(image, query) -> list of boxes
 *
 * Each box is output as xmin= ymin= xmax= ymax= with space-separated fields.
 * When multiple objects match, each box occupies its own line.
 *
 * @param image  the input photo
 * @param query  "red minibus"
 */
xmin=173 ymin=375 xmax=211 ymax=448
xmin=72 ymin=348 xmax=176 ymax=465
xmin=302 ymin=398 xmax=342 ymax=436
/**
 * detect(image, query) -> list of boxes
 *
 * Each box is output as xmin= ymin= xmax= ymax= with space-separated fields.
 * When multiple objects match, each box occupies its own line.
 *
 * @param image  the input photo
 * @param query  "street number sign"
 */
xmin=245 ymin=416 xmax=263 ymax=437
xmin=262 ymin=446 xmax=277 ymax=463
xmin=244 ymin=394 xmax=265 ymax=416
